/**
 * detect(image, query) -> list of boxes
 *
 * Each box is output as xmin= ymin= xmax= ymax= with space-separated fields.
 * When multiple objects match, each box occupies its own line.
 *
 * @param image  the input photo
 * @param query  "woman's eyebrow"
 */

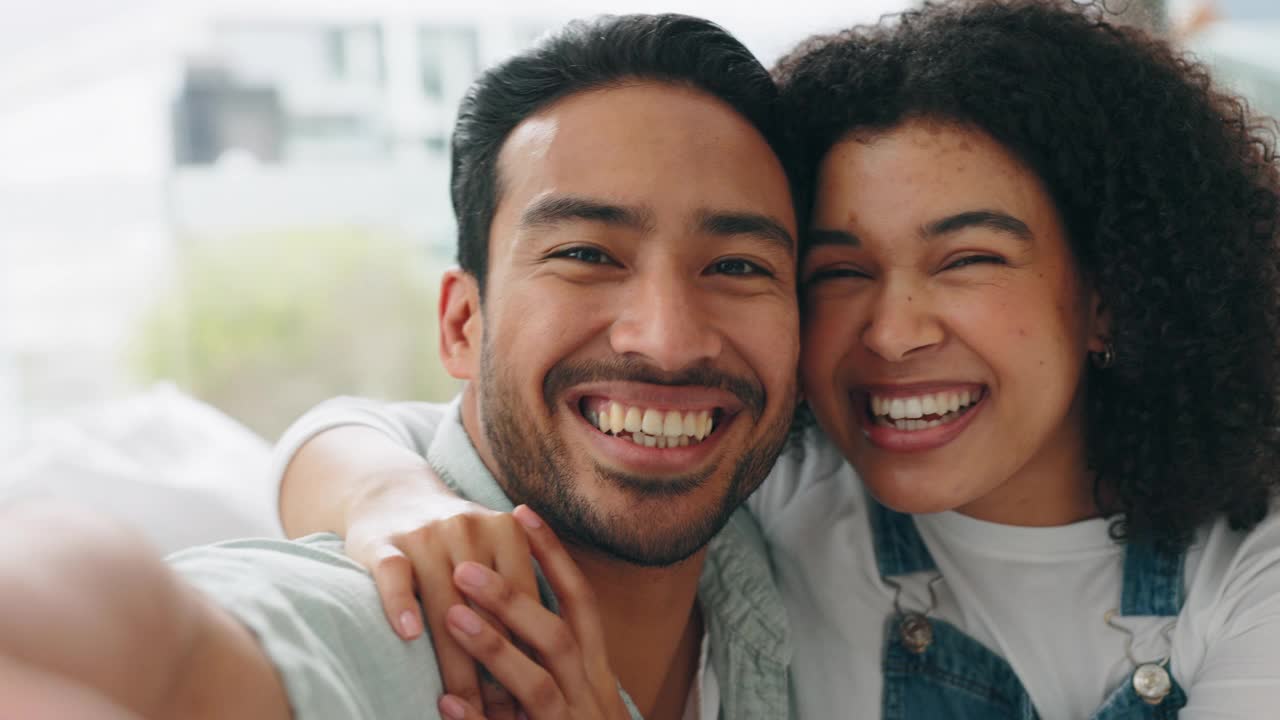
xmin=921 ymin=210 xmax=1032 ymax=242
xmin=808 ymin=228 xmax=861 ymax=247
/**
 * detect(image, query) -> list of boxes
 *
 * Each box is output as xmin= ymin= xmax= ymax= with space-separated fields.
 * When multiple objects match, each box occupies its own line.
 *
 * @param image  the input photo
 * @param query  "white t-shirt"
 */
xmin=272 ymin=398 xmax=1280 ymax=719
xmin=752 ymin=424 xmax=1280 ymax=720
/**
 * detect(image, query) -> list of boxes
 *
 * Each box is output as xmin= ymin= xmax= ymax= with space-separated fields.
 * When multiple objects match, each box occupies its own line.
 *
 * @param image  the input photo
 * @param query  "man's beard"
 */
xmin=478 ymin=340 xmax=794 ymax=567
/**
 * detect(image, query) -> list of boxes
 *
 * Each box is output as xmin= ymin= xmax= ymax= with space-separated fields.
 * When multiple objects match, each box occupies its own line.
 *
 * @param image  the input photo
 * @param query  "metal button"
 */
xmin=899 ymin=612 xmax=933 ymax=654
xmin=1132 ymin=663 xmax=1172 ymax=705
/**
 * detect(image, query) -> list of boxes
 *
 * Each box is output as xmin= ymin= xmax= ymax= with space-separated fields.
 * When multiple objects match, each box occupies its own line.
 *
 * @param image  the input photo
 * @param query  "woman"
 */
xmin=274 ymin=1 xmax=1280 ymax=717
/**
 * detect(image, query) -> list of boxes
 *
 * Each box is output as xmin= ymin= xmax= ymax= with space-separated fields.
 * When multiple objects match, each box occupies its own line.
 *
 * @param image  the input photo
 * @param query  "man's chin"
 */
xmin=547 ymin=500 xmax=731 ymax=568
xmin=569 ymin=523 xmax=718 ymax=568
xmin=595 ymin=464 xmax=713 ymax=498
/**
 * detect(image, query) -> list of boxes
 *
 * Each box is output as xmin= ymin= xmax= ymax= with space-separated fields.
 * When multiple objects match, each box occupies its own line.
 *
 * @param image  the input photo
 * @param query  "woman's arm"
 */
xmin=280 ymin=424 xmax=447 ymax=539
xmin=273 ymin=397 xmax=537 ymax=719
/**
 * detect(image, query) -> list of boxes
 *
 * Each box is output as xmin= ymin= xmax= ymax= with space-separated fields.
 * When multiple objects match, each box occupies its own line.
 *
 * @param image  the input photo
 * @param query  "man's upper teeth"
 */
xmin=589 ymin=402 xmax=714 ymax=440
xmin=871 ymin=390 xmax=976 ymax=419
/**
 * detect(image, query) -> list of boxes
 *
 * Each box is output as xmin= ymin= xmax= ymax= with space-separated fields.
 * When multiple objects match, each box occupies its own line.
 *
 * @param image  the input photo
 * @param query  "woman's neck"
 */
xmin=957 ymin=415 xmax=1101 ymax=527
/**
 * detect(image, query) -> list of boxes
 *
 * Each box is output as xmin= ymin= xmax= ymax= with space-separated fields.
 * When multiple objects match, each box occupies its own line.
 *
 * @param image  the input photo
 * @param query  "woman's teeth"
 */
xmin=584 ymin=402 xmax=716 ymax=448
xmin=868 ymin=389 xmax=981 ymax=431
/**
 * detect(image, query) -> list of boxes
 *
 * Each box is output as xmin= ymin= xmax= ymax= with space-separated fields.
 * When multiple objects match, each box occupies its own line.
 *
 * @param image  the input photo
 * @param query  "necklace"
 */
xmin=1103 ymin=609 xmax=1177 ymax=705
xmin=884 ymin=573 xmax=944 ymax=654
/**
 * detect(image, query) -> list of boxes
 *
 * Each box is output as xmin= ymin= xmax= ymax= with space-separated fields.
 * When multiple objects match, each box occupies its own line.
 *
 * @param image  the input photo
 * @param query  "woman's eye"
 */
xmin=711 ymin=258 xmax=770 ymax=277
xmin=555 ymin=247 xmax=615 ymax=265
xmin=945 ymin=255 xmax=1005 ymax=270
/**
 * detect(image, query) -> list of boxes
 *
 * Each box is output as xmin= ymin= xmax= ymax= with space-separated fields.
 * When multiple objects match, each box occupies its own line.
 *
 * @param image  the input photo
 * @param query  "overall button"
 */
xmin=899 ymin=613 xmax=934 ymax=654
xmin=1132 ymin=664 xmax=1172 ymax=705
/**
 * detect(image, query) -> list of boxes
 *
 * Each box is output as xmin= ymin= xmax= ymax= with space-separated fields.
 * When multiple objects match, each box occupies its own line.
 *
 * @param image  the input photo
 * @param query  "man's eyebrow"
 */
xmin=921 ymin=210 xmax=1032 ymax=242
xmin=807 ymin=229 xmax=861 ymax=247
xmin=697 ymin=210 xmax=795 ymax=257
xmin=520 ymin=195 xmax=654 ymax=232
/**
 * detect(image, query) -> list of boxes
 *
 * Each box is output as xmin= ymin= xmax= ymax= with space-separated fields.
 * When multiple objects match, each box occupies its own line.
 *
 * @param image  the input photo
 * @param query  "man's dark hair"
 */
xmin=450 ymin=13 xmax=791 ymax=294
xmin=775 ymin=0 xmax=1280 ymax=547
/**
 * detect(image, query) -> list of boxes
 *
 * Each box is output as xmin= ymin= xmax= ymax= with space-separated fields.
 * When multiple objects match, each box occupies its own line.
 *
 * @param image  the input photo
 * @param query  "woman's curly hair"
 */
xmin=775 ymin=0 xmax=1280 ymax=547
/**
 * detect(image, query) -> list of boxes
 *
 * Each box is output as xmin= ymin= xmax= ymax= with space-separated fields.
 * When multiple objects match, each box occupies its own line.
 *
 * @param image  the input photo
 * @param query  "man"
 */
xmin=0 ymin=14 xmax=800 ymax=720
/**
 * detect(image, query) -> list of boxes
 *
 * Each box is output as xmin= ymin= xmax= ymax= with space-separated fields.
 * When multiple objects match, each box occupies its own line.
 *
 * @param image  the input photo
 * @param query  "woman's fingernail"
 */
xmin=398 ymin=610 xmax=422 ymax=638
xmin=455 ymin=562 xmax=489 ymax=589
xmin=439 ymin=695 xmax=468 ymax=720
xmin=448 ymin=605 xmax=484 ymax=636
xmin=514 ymin=505 xmax=543 ymax=529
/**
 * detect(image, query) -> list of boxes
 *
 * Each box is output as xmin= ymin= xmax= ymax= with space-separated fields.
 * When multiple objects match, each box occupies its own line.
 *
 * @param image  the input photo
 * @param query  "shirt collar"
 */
xmin=425 ymin=398 xmax=514 ymax=512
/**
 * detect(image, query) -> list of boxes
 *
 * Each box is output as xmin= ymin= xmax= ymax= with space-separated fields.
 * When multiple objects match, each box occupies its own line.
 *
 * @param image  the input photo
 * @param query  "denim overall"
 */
xmin=871 ymin=502 xmax=1188 ymax=719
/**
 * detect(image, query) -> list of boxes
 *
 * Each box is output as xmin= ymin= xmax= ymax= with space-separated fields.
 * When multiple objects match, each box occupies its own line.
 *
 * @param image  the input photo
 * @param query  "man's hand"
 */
xmin=0 ymin=500 xmax=290 ymax=720
xmin=0 ymin=655 xmax=145 ymax=720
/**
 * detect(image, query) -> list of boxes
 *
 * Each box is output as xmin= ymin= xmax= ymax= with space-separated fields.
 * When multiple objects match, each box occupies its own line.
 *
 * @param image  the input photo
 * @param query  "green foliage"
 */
xmin=133 ymin=227 xmax=457 ymax=440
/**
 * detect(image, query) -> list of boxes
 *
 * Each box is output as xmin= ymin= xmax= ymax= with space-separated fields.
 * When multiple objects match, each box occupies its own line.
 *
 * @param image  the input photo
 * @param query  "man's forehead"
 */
xmin=492 ymin=82 xmax=793 ymax=233
xmin=503 ymin=114 xmax=560 ymax=168
xmin=496 ymin=83 xmax=699 ymax=172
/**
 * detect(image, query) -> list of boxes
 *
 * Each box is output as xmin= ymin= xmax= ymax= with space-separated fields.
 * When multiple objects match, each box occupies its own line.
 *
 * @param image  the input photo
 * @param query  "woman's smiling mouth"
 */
xmin=858 ymin=384 xmax=988 ymax=451
xmin=867 ymin=387 xmax=984 ymax=431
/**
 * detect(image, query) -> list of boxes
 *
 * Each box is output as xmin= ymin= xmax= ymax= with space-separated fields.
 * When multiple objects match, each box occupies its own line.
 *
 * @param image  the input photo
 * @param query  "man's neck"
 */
xmin=567 ymin=545 xmax=708 ymax=720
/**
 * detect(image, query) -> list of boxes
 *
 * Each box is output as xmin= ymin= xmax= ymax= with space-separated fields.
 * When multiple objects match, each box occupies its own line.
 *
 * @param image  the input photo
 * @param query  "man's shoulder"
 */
xmin=169 ymin=533 xmax=370 ymax=591
xmin=169 ymin=534 xmax=449 ymax=719
xmin=701 ymin=509 xmax=789 ymax=658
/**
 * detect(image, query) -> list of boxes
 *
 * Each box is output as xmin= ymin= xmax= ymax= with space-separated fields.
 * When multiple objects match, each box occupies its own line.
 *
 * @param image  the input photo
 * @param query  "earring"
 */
xmin=1091 ymin=342 xmax=1115 ymax=369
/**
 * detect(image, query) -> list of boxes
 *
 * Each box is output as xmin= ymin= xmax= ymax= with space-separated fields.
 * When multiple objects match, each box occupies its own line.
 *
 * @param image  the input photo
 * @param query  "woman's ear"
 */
xmin=439 ymin=269 xmax=483 ymax=380
xmin=1085 ymin=287 xmax=1113 ymax=353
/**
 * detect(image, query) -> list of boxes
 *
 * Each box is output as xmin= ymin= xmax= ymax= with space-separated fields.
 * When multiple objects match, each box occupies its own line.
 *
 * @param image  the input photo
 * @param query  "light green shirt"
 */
xmin=171 ymin=401 xmax=791 ymax=719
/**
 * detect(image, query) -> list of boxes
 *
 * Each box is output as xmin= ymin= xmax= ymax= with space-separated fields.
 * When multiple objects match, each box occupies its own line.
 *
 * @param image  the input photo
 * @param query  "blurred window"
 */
xmin=419 ymin=26 xmax=479 ymax=102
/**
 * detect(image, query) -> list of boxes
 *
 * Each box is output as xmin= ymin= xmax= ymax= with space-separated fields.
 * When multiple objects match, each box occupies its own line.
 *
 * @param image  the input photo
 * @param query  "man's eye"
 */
xmin=554 ymin=247 xmax=615 ymax=265
xmin=711 ymin=258 xmax=770 ymax=276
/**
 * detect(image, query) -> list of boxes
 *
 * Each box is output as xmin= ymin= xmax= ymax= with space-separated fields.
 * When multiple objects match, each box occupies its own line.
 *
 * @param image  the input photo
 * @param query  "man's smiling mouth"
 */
xmin=579 ymin=398 xmax=725 ymax=448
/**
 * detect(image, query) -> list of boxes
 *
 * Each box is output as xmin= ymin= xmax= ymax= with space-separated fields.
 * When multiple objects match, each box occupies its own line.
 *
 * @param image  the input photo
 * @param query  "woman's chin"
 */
xmin=858 ymin=468 xmax=974 ymax=516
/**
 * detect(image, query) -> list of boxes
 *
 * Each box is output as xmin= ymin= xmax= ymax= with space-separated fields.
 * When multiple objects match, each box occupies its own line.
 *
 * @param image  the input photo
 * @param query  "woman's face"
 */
xmin=801 ymin=119 xmax=1109 ymax=525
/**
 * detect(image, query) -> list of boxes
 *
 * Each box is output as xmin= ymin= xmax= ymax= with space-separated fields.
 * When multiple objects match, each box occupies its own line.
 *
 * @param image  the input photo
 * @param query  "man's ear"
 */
xmin=439 ymin=269 xmax=482 ymax=380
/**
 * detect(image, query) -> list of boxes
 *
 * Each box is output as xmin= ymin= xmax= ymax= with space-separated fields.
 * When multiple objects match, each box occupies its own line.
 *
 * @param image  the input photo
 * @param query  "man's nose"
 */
xmin=608 ymin=270 xmax=722 ymax=371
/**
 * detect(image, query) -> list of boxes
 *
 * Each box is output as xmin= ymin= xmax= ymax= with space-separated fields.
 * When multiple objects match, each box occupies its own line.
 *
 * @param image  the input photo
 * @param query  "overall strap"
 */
xmin=1120 ymin=539 xmax=1186 ymax=617
xmin=870 ymin=498 xmax=1038 ymax=719
xmin=1089 ymin=538 xmax=1189 ymax=719
xmin=870 ymin=497 xmax=937 ymax=578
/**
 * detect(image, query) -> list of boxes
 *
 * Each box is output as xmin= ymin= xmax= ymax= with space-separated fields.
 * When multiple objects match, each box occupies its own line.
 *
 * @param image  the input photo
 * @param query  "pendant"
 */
xmin=899 ymin=612 xmax=933 ymax=654
xmin=1132 ymin=663 xmax=1172 ymax=705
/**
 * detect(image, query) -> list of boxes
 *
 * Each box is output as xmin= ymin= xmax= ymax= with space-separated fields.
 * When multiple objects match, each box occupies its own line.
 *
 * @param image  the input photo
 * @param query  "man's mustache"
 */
xmin=542 ymin=357 xmax=766 ymax=420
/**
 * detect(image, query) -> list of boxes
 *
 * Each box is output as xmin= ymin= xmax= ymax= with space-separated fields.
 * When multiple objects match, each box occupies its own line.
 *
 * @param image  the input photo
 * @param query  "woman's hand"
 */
xmin=437 ymin=505 xmax=632 ymax=720
xmin=341 ymin=468 xmax=540 ymax=719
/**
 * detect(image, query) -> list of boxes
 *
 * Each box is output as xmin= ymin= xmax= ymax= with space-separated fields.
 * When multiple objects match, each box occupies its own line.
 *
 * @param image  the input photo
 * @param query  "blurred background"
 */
xmin=0 ymin=0 xmax=1276 ymax=454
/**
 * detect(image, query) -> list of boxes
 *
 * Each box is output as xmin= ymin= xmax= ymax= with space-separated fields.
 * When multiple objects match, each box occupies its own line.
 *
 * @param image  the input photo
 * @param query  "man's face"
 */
xmin=449 ymin=81 xmax=799 ymax=566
